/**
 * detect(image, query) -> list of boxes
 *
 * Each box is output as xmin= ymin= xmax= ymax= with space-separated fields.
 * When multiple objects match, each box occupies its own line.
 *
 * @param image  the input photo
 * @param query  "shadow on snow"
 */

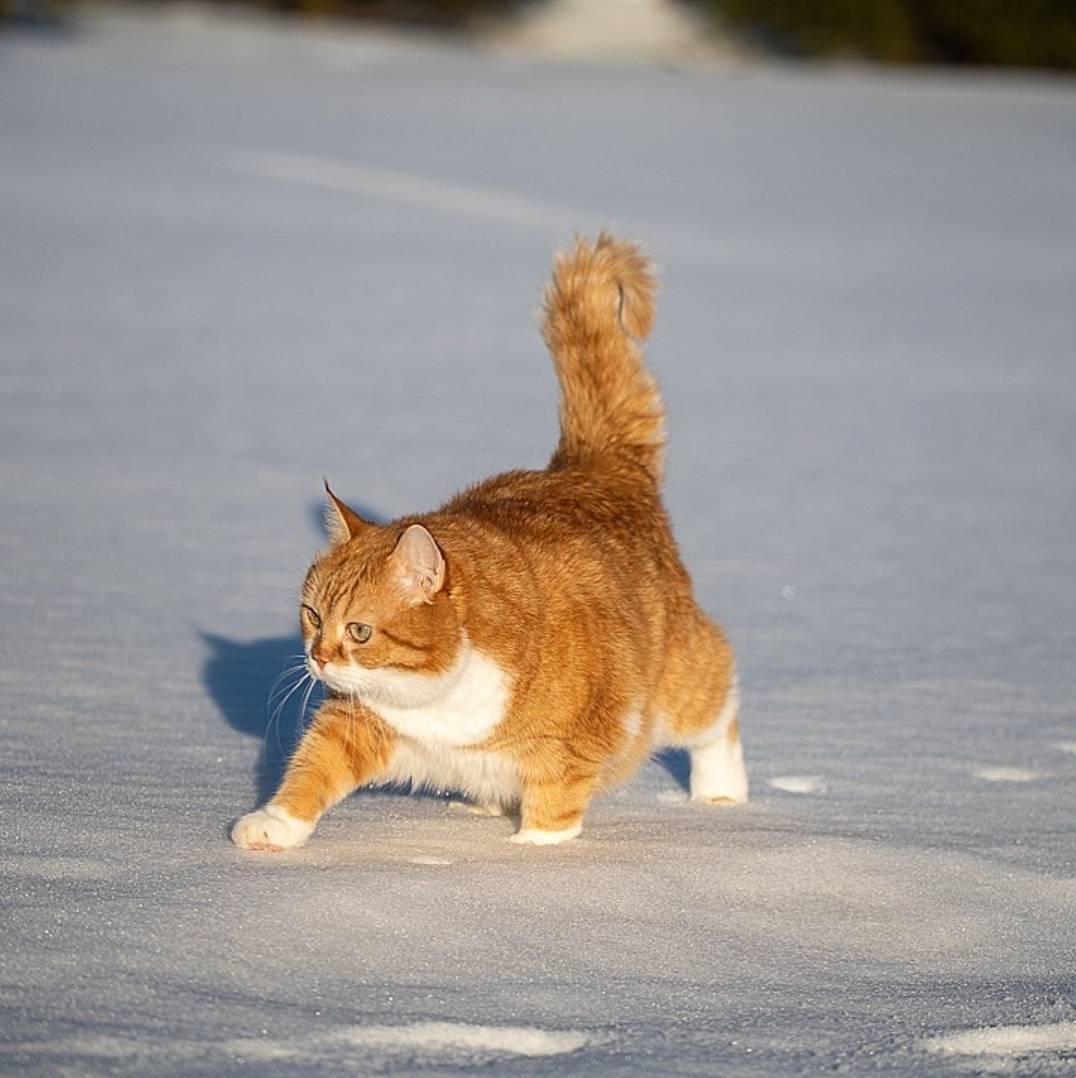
xmin=200 ymin=630 xmax=318 ymax=805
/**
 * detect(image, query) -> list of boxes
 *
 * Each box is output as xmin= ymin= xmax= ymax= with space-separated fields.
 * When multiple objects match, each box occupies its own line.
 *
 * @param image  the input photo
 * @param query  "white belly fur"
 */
xmin=377 ymin=740 xmax=521 ymax=808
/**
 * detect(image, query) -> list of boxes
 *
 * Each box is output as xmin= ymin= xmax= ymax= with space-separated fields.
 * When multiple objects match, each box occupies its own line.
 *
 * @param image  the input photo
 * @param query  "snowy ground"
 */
xmin=2 ymin=7 xmax=1075 ymax=1075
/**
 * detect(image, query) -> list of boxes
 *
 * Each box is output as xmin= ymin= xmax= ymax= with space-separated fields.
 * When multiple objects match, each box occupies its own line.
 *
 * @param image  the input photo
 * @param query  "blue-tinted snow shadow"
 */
xmin=655 ymin=748 xmax=691 ymax=793
xmin=200 ymin=630 xmax=317 ymax=804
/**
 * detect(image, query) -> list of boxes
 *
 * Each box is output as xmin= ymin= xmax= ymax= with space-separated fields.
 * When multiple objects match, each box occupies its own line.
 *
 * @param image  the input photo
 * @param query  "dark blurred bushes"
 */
xmin=714 ymin=0 xmax=1076 ymax=69
xmin=0 ymin=0 xmax=513 ymax=28
xmin=7 ymin=0 xmax=1075 ymax=70
xmin=217 ymin=0 xmax=512 ymax=26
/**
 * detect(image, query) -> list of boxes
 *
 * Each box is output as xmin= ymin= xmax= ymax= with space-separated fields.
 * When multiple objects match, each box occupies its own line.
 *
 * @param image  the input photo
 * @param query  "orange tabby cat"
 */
xmin=231 ymin=234 xmax=745 ymax=850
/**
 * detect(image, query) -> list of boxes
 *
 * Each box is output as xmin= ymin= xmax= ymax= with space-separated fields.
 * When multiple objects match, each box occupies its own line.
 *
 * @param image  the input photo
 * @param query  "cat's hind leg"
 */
xmin=655 ymin=614 xmax=748 ymax=806
xmin=682 ymin=675 xmax=747 ymax=805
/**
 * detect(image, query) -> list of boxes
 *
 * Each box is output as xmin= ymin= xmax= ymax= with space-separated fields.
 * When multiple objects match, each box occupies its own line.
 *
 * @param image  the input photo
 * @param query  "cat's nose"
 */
xmin=311 ymin=648 xmax=332 ymax=667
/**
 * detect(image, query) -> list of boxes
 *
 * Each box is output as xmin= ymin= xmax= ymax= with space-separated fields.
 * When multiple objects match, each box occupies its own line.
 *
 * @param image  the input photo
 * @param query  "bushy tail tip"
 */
xmin=545 ymin=232 xmax=656 ymax=341
xmin=542 ymin=233 xmax=664 ymax=483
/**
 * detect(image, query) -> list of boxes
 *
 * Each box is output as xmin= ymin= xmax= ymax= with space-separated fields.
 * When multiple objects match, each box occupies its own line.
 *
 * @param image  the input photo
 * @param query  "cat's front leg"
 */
xmin=231 ymin=698 xmax=394 ymax=852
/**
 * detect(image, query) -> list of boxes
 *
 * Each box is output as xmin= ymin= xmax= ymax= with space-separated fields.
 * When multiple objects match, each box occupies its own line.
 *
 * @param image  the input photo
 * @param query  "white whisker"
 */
xmin=296 ymin=676 xmax=318 ymax=737
xmin=266 ymin=664 xmax=308 ymax=707
xmin=264 ymin=672 xmax=309 ymax=757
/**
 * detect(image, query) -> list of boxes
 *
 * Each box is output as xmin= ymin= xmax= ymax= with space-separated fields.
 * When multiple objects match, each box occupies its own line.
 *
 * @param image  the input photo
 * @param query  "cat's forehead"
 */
xmin=309 ymin=538 xmax=374 ymax=582
xmin=304 ymin=548 xmax=402 ymax=616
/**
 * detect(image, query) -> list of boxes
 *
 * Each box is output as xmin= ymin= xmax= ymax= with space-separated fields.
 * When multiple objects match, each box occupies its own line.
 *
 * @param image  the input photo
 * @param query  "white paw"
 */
xmin=231 ymin=804 xmax=315 ymax=852
xmin=509 ymin=823 xmax=582 ymax=846
xmin=690 ymin=736 xmax=749 ymax=805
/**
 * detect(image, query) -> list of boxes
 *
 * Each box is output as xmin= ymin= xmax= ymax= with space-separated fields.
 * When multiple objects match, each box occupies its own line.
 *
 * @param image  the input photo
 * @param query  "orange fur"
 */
xmin=231 ymin=234 xmax=744 ymax=852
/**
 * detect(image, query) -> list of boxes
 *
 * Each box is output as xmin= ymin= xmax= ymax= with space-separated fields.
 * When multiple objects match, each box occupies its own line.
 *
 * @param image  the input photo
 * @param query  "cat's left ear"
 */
xmin=323 ymin=480 xmax=371 ymax=546
xmin=390 ymin=524 xmax=445 ymax=604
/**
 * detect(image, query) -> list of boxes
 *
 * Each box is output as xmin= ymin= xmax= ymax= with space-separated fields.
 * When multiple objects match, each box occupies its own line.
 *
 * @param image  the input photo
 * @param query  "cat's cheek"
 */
xmin=231 ymin=805 xmax=315 ymax=852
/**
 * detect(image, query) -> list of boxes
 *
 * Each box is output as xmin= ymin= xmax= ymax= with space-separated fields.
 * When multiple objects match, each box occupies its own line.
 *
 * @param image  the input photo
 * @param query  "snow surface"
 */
xmin=2 ymin=6 xmax=1075 ymax=1075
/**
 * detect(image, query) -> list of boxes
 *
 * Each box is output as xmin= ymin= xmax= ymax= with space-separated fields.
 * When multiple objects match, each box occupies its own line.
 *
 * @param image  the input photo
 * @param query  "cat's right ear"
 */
xmin=323 ymin=480 xmax=370 ymax=545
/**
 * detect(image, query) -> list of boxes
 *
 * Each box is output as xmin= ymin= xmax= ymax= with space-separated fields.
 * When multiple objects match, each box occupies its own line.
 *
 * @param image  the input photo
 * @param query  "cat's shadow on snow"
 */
xmin=202 ymin=497 xmax=692 ymax=804
xmin=654 ymin=748 xmax=691 ymax=793
xmin=200 ymin=630 xmax=316 ymax=804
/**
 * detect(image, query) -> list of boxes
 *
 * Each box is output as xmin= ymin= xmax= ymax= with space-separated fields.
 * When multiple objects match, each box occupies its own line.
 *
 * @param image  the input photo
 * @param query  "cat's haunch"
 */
xmin=231 ymin=234 xmax=745 ymax=852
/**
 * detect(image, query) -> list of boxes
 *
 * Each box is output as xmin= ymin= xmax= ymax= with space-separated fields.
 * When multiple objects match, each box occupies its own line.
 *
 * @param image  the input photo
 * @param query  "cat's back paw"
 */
xmin=231 ymin=805 xmax=314 ymax=852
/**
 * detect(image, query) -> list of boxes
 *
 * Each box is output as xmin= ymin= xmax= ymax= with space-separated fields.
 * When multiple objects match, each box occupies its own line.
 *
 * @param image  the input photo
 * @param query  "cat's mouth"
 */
xmin=312 ymin=660 xmax=366 ymax=698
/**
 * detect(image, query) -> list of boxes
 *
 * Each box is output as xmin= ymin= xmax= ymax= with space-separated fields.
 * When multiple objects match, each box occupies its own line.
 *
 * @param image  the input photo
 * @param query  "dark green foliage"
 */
xmin=715 ymin=0 xmax=1076 ymax=69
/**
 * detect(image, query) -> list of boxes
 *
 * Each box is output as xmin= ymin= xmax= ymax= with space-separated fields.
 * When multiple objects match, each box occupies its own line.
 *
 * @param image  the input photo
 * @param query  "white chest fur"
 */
xmin=320 ymin=635 xmax=518 ymax=805
xmin=322 ymin=634 xmax=511 ymax=748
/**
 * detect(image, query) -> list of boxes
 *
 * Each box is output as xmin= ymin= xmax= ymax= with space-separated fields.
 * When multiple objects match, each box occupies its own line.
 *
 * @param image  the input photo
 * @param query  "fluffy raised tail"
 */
xmin=543 ymin=233 xmax=665 ymax=485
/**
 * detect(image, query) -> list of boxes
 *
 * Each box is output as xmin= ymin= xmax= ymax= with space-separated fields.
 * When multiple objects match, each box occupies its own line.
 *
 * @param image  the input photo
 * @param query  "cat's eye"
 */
xmin=347 ymin=622 xmax=373 ymax=644
xmin=301 ymin=604 xmax=322 ymax=629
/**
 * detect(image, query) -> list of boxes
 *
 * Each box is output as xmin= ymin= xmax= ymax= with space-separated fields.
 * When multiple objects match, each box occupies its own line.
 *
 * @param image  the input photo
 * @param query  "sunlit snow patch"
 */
xmin=767 ymin=775 xmax=826 ymax=794
xmin=228 ymin=1023 xmax=590 ymax=1064
xmin=923 ymin=1021 xmax=1076 ymax=1062
xmin=338 ymin=1023 xmax=588 ymax=1055
xmin=973 ymin=767 xmax=1042 ymax=782
xmin=6 ymin=1024 xmax=591 ymax=1071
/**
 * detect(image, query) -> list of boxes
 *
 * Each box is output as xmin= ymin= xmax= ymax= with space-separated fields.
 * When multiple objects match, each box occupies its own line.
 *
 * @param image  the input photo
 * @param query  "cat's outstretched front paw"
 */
xmin=231 ymin=804 xmax=315 ymax=852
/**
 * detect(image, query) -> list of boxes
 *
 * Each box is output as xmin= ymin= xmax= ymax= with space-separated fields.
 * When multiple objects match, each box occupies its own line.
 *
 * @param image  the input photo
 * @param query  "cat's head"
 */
xmin=299 ymin=485 xmax=463 ymax=702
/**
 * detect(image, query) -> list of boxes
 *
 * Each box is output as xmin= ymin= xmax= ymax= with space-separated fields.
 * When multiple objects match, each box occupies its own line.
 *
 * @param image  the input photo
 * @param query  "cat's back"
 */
xmin=442 ymin=465 xmax=662 ymax=540
xmin=435 ymin=464 xmax=689 ymax=610
xmin=437 ymin=465 xmax=664 ymax=551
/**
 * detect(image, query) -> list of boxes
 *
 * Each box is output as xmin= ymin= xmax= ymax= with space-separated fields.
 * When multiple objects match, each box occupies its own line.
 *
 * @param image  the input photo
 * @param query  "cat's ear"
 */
xmin=390 ymin=524 xmax=445 ymax=604
xmin=323 ymin=480 xmax=370 ymax=545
